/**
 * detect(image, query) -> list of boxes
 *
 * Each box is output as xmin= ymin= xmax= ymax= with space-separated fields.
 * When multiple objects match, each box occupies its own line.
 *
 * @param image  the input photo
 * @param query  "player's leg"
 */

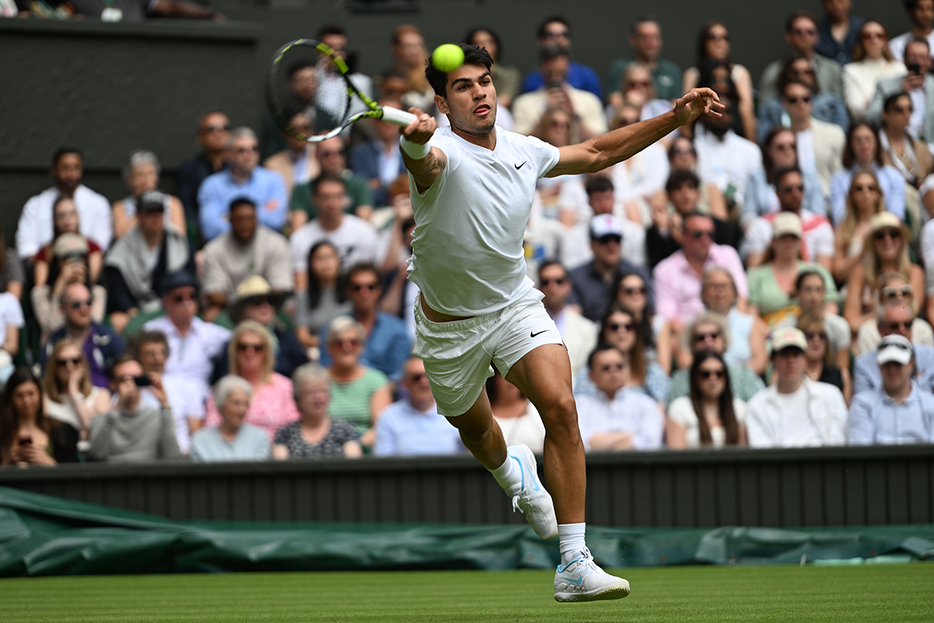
xmin=444 ymin=386 xmax=506 ymax=470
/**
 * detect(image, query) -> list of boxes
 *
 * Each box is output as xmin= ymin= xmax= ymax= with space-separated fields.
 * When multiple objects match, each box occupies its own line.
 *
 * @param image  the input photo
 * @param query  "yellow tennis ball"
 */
xmin=432 ymin=44 xmax=465 ymax=72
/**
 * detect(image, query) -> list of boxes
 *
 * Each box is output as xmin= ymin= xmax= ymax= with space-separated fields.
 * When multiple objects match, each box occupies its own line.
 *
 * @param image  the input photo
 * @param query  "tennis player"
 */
xmin=400 ymin=44 xmax=723 ymax=602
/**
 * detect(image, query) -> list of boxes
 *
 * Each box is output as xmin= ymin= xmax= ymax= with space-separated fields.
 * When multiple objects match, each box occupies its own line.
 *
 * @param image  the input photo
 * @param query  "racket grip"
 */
xmin=381 ymin=106 xmax=419 ymax=127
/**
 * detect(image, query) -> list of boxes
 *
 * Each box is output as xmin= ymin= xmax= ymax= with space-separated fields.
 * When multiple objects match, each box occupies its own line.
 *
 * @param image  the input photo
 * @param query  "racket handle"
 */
xmin=381 ymin=106 xmax=419 ymax=127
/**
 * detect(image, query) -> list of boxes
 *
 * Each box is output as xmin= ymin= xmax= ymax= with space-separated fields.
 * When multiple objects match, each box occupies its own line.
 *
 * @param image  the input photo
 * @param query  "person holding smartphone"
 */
xmin=0 ymin=367 xmax=78 ymax=466
xmin=867 ymin=39 xmax=934 ymax=143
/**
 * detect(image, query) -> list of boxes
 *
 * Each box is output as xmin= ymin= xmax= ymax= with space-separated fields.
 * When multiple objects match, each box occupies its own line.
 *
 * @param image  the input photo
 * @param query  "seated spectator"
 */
xmin=273 ymin=363 xmax=362 ymax=459
xmin=844 ymin=212 xmax=924 ymax=332
xmin=832 ymin=169 xmax=888 ymax=283
xmin=198 ymin=127 xmax=288 ymax=242
xmin=89 ymin=355 xmax=182 ymax=463
xmin=128 ymin=330 xmax=207 ymax=455
xmin=606 ymin=62 xmax=673 ymax=132
xmin=666 ymin=136 xmax=729 ymax=218
xmin=294 ymin=241 xmax=351 ymax=357
xmin=174 ymin=111 xmax=230 ymax=246
xmin=105 ymin=190 xmax=194 ymax=334
xmin=667 ymin=312 xmax=765 ymax=406
xmin=830 ymin=122 xmax=907 ymax=226
xmin=319 ymin=263 xmax=410 ymax=383
xmin=16 ymin=147 xmax=111 ymax=259
xmin=610 ymin=270 xmax=670 ymax=373
xmin=383 ymin=25 xmax=434 ymax=113
xmin=262 ymin=111 xmax=319 ymax=205
xmin=682 ymin=22 xmax=756 ymax=140
xmin=523 ymin=16 xmax=603 ymax=99
xmin=373 ymin=357 xmax=463 ymax=456
xmin=848 ymin=335 xmax=934 ymax=444
xmin=776 ymin=269 xmax=851 ymax=373
xmin=34 ymin=194 xmax=103 ymax=289
xmin=1 ymin=367 xmax=77 ymax=466
xmin=204 ymin=321 xmax=299 ymax=442
xmin=743 ymin=128 xmax=827 ymax=228
xmin=143 ymin=270 xmax=230 ymax=402
xmin=201 ymin=197 xmax=293 ymax=322
xmin=666 ymin=350 xmax=747 ymax=448
xmin=744 ymin=169 xmax=836 ymax=271
xmin=530 ymin=107 xmax=585 ymax=227
xmin=290 ymin=174 xmax=380 ymax=291
xmin=348 ymin=99 xmax=408 ymax=207
xmin=868 ymin=40 xmax=934 ymax=147
xmin=606 ymin=16 xmax=680 ymax=101
xmin=843 ymin=21 xmax=907 ymax=120
xmin=0 ymin=225 xmax=24 ymax=302
xmin=696 ymin=267 xmax=768 ymax=376
xmin=112 ymin=150 xmax=186 ymax=239
xmin=378 ymin=188 xmax=419 ymax=342
xmin=290 ymin=136 xmax=374 ymax=227
xmin=604 ymin=108 xmax=670 ymax=226
xmin=42 ymin=338 xmax=111 ymax=444
xmin=746 ymin=327 xmax=847 ymax=448
xmin=878 ymin=92 xmax=934 ymax=189
xmin=575 ymin=345 xmax=664 ymax=451
xmin=758 ymin=11 xmax=844 ymax=102
xmin=653 ymin=212 xmax=747 ymax=325
xmin=464 ymin=26 xmax=522 ymax=108
xmin=322 ymin=316 xmax=392 ymax=447
xmin=798 ymin=312 xmax=850 ymax=403
xmin=854 ymin=301 xmax=934 ymax=394
xmin=538 ymin=260 xmax=598 ymax=383
xmin=40 ymin=283 xmax=123 ymax=389
xmin=0 ymin=283 xmax=22 ymax=384
xmin=815 ymin=0 xmax=864 ymax=64
xmin=889 ymin=1 xmax=934 ymax=62
xmin=189 ymin=375 xmax=270 ymax=462
xmin=747 ymin=213 xmax=839 ymax=327
xmin=487 ymin=369 xmax=546 ymax=453
xmin=693 ymin=95 xmax=761 ymax=209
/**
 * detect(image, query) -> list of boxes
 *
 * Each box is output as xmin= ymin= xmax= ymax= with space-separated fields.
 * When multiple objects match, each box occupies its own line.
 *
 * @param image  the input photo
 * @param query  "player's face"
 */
xmin=437 ymin=64 xmax=497 ymax=137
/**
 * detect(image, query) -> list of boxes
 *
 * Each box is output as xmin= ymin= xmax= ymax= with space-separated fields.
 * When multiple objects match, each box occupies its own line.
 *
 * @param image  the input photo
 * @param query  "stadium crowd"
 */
xmin=4 ymin=2 xmax=934 ymax=467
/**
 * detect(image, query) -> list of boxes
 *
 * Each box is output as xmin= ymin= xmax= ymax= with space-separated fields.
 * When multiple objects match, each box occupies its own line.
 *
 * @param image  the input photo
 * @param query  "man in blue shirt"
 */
xmin=197 ymin=127 xmax=288 ymax=241
xmin=848 ymin=335 xmax=934 ymax=444
xmin=519 ymin=16 xmax=602 ymax=100
xmin=853 ymin=303 xmax=934 ymax=394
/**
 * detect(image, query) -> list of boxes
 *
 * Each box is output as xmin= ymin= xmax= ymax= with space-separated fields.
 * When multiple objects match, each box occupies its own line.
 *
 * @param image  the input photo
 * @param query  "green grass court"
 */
xmin=2 ymin=563 xmax=932 ymax=623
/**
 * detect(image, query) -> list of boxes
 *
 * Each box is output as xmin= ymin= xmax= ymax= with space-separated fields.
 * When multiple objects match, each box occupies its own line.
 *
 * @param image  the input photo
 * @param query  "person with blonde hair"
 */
xmin=843 ymin=21 xmax=906 ymax=119
xmin=42 ymin=337 xmax=111 ymax=442
xmin=831 ymin=168 xmax=886 ymax=283
xmin=855 ymin=271 xmax=934 ymax=354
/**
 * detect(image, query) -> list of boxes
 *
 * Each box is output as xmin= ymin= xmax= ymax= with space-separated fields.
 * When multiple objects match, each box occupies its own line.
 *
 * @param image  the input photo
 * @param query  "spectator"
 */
xmin=682 ymin=21 xmax=756 ymax=140
xmin=203 ymin=321 xmax=299 ymax=442
xmin=815 ymin=0 xmax=865 ymax=65
xmin=578 ymin=177 xmax=648 ymax=270
xmin=373 ymin=356 xmax=463 ymax=456
xmin=653 ymin=212 xmax=747 ymax=325
xmin=522 ymin=16 xmax=602 ymax=99
xmin=843 ymin=21 xmax=907 ymax=120
xmin=746 ymin=327 xmax=848 ymax=448
xmin=318 ymin=263 xmax=410 ymax=383
xmin=348 ymin=99 xmax=409 ymax=207
xmin=854 ymin=301 xmax=934 ymax=394
xmin=16 ymin=147 xmax=112 ymax=259
xmin=830 ymin=123 xmax=907 ymax=226
xmin=889 ymin=0 xmax=934 ymax=63
xmin=0 ymin=367 xmax=77 ymax=467
xmin=666 ymin=350 xmax=747 ymax=448
xmin=758 ymin=11 xmax=844 ymax=101
xmin=262 ymin=110 xmax=319 ymax=206
xmin=744 ymin=169 xmax=836 ymax=271
xmin=848 ymin=334 xmax=934 ymax=444
xmin=464 ymin=26 xmax=522 ymax=108
xmin=89 ymin=355 xmax=182 ymax=463
xmin=611 ymin=270 xmax=671 ymax=374
xmin=487 ymin=369 xmax=546 ymax=454
xmin=0 ymin=278 xmax=22 ymax=383
xmin=40 ymin=282 xmax=123 ymax=389
xmin=378 ymin=186 xmax=419 ymax=342
xmin=201 ymin=197 xmax=292 ymax=322
xmin=273 ymin=362 xmax=362 ymax=459
xmin=529 ymin=107 xmax=586 ymax=234
xmin=382 ymin=25 xmax=433 ymax=113
xmin=322 ymin=316 xmax=392 ymax=447
xmin=34 ymin=194 xmax=103 ymax=289
xmin=174 ymin=111 xmax=229 ymax=244
xmin=42 ymin=338 xmax=111 ymax=445
xmin=832 ymin=169 xmax=887 ymax=283
xmin=606 ymin=16 xmax=680 ymax=101
xmin=105 ymin=190 xmax=195 ymax=334
xmin=693 ymin=96 xmax=762 ymax=209
xmin=844 ymin=212 xmax=924 ymax=332
xmin=875 ymin=38 xmax=934 ymax=144
xmin=143 ymin=270 xmax=230 ymax=401
xmin=861 ymin=273 xmax=934 ymax=354
xmin=568 ymin=215 xmax=652 ymax=322
xmin=606 ymin=62 xmax=674 ymax=133
xmin=315 ymin=24 xmax=376 ymax=124
xmin=575 ymin=345 xmax=664 ymax=451
xmin=289 ymin=174 xmax=380 ymax=291
xmin=112 ymin=150 xmax=186 ymax=239
xmin=603 ymin=108 xmax=670 ymax=227
xmin=290 ymin=136 xmax=374 ymax=227
xmin=189 ymin=375 xmax=270 ymax=462
xmin=538 ymin=260 xmax=598 ymax=382
xmin=294 ymin=241 xmax=351 ymax=356
xmin=0 ymin=223 xmax=24 ymax=302
xmin=697 ymin=267 xmax=768 ymax=376
xmin=777 ymin=269 xmax=852 ymax=374
xmin=198 ymin=127 xmax=288 ymax=242
xmin=667 ymin=311 xmax=765 ymax=407
xmin=513 ymin=45 xmax=607 ymax=139
xmin=781 ymin=80 xmax=847 ymax=198
xmin=798 ymin=312 xmax=850 ymax=403
xmin=878 ymin=92 xmax=934 ymax=189
xmin=665 ymin=136 xmax=729 ymax=219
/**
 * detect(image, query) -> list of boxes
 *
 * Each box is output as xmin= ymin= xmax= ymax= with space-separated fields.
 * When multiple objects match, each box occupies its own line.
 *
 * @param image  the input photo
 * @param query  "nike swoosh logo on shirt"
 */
xmin=515 ymin=161 xmax=528 ymax=170
xmin=530 ymin=329 xmax=548 ymax=338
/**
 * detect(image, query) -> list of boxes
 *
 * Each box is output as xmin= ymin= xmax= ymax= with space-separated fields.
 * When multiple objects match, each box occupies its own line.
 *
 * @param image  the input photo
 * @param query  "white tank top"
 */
xmin=407 ymin=127 xmax=560 ymax=316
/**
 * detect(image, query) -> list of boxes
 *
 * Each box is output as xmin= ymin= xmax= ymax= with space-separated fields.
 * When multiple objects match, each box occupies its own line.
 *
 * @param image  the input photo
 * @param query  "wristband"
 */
xmin=400 ymin=136 xmax=430 ymax=160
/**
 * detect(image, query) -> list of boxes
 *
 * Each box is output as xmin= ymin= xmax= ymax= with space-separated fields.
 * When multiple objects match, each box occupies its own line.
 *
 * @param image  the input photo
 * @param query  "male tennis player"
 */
xmin=400 ymin=44 xmax=723 ymax=602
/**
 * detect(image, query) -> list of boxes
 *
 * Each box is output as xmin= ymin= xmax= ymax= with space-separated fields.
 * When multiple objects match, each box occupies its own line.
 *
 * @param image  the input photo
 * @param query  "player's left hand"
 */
xmin=673 ymin=88 xmax=724 ymax=126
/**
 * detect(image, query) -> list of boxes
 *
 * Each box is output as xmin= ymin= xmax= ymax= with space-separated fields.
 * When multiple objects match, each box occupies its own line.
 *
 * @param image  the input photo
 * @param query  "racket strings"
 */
xmin=272 ymin=44 xmax=351 ymax=139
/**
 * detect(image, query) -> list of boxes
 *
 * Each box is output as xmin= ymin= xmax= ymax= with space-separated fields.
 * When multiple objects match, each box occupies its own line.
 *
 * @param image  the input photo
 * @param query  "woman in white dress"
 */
xmin=666 ymin=351 xmax=747 ymax=449
xmin=843 ymin=21 xmax=906 ymax=120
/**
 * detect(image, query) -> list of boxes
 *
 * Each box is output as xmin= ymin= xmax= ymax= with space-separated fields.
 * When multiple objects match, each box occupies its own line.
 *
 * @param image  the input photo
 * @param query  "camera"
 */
xmin=133 ymin=375 xmax=152 ymax=387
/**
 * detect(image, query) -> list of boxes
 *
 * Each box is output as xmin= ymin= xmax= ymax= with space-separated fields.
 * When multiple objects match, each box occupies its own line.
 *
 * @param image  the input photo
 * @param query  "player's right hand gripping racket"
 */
xmin=267 ymin=38 xmax=419 ymax=142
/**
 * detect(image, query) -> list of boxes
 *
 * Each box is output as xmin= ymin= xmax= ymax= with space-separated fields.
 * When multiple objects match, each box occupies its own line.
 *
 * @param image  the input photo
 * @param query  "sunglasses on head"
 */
xmin=698 ymin=368 xmax=724 ymax=379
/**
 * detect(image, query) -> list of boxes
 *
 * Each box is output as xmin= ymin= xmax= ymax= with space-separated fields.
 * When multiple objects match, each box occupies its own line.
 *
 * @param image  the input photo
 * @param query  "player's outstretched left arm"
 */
xmin=547 ymin=88 xmax=724 ymax=178
xmin=400 ymin=108 xmax=448 ymax=194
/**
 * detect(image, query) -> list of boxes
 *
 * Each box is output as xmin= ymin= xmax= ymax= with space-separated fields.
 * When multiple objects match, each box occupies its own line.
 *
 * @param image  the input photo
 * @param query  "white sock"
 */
xmin=489 ymin=454 xmax=520 ymax=494
xmin=558 ymin=523 xmax=586 ymax=566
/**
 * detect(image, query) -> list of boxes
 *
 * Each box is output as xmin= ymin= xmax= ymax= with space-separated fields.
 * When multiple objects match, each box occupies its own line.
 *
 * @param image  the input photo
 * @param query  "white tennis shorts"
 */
xmin=413 ymin=288 xmax=564 ymax=417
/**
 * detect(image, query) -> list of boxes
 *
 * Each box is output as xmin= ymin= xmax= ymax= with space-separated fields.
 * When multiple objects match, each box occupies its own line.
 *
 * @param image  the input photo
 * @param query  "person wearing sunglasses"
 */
xmin=697 ymin=267 xmax=769 ymax=376
xmin=538 ymin=261 xmax=598 ymax=383
xmin=869 ymin=41 xmax=934 ymax=150
xmin=0 ymin=367 xmax=77 ymax=467
xmin=848 ymin=334 xmax=934 ymax=445
xmin=780 ymin=79 xmax=846 ymax=199
xmin=853 ymin=299 xmax=934 ymax=394
xmin=574 ymin=344 xmax=663 ymax=452
xmin=829 ymin=124 xmax=905 ymax=228
xmin=611 ymin=270 xmax=670 ymax=373
xmin=290 ymin=135 xmax=374 ymax=228
xmin=666 ymin=350 xmax=746 ymax=449
xmin=175 ymin=111 xmax=230 ymax=245
xmin=112 ymin=150 xmax=186 ymax=240
xmin=797 ymin=312 xmax=850 ymax=404
xmin=41 ymin=338 xmax=111 ymax=447
xmin=877 ymin=91 xmax=934 ymax=188
xmin=856 ymin=272 xmax=934 ymax=355
xmin=843 ymin=21 xmax=906 ymax=120
xmin=522 ymin=16 xmax=603 ymax=101
xmin=758 ymin=11 xmax=844 ymax=103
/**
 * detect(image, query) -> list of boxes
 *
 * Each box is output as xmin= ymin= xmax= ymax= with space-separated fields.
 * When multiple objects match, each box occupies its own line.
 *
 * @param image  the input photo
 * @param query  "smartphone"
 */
xmin=133 ymin=375 xmax=152 ymax=387
xmin=19 ymin=436 xmax=32 ymax=445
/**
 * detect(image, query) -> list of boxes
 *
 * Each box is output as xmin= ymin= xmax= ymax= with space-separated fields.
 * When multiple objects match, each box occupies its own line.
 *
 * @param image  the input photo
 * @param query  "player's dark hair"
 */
xmin=306 ymin=241 xmax=347 ymax=309
xmin=229 ymin=196 xmax=257 ymax=212
xmin=463 ymin=27 xmax=505 ymax=61
xmin=425 ymin=44 xmax=493 ymax=97
xmin=688 ymin=350 xmax=739 ymax=446
xmin=316 ymin=23 xmax=346 ymax=39
xmin=52 ymin=147 xmax=82 ymax=167
xmin=536 ymin=16 xmax=570 ymax=39
xmin=666 ymin=169 xmax=700 ymax=193
xmin=785 ymin=10 xmax=818 ymax=33
xmin=311 ymin=172 xmax=346 ymax=196
xmin=883 ymin=91 xmax=911 ymax=114
xmin=585 ymin=177 xmax=614 ymax=196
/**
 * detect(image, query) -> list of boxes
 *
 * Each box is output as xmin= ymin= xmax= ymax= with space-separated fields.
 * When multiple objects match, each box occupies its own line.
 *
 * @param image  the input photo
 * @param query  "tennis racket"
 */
xmin=267 ymin=38 xmax=418 ymax=142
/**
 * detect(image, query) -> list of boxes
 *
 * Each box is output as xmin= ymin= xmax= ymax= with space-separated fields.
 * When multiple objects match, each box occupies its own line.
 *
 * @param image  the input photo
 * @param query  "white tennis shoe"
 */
xmin=554 ymin=547 xmax=631 ymax=602
xmin=506 ymin=444 xmax=558 ymax=540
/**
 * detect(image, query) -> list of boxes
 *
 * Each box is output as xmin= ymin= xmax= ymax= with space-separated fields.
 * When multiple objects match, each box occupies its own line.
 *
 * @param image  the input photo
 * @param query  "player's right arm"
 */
xmin=400 ymin=109 xmax=448 ymax=194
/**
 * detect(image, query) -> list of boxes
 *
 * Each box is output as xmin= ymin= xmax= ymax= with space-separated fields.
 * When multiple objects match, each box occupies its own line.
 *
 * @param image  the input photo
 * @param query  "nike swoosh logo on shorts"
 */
xmin=530 ymin=329 xmax=548 ymax=338
xmin=515 ymin=161 xmax=528 ymax=170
